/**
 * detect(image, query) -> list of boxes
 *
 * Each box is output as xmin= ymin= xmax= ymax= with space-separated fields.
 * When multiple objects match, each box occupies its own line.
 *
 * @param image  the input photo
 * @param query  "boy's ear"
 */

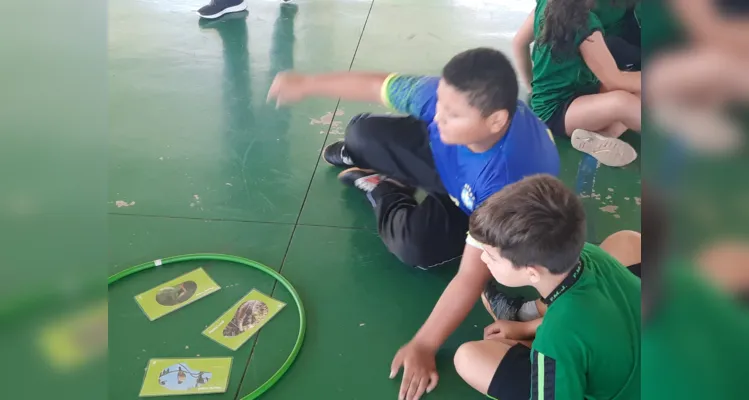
xmin=486 ymin=109 xmax=510 ymax=133
xmin=526 ymin=265 xmax=543 ymax=284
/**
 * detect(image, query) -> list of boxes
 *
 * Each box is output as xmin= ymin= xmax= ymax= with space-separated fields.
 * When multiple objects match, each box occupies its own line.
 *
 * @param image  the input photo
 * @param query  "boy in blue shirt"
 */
xmin=268 ymin=48 xmax=559 ymax=399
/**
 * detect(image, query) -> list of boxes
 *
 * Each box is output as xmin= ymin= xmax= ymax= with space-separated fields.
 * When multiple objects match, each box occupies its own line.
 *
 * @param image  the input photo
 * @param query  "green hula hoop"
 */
xmin=108 ymin=253 xmax=306 ymax=399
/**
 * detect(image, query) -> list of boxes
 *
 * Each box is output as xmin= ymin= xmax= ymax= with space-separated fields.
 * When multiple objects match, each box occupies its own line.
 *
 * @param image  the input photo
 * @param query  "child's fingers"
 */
xmin=390 ymin=353 xmax=404 ymax=379
xmin=399 ymin=369 xmax=414 ymax=400
xmin=484 ymin=324 xmax=500 ymax=339
xmin=426 ymin=372 xmax=439 ymax=392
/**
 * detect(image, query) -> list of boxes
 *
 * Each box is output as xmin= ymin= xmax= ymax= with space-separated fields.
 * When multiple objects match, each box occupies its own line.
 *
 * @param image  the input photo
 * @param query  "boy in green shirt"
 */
xmin=453 ymin=175 xmax=641 ymax=400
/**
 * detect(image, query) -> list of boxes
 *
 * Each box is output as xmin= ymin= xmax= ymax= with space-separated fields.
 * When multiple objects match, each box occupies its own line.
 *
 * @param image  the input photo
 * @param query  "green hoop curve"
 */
xmin=108 ymin=253 xmax=306 ymax=400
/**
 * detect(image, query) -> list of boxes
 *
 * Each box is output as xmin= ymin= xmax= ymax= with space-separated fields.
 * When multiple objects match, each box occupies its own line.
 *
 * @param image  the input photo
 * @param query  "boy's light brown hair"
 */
xmin=469 ymin=174 xmax=586 ymax=274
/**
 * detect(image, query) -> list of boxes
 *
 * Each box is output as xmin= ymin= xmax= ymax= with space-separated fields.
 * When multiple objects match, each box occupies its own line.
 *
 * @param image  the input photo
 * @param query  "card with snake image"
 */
xmin=202 ymin=289 xmax=286 ymax=351
xmin=135 ymin=268 xmax=221 ymax=321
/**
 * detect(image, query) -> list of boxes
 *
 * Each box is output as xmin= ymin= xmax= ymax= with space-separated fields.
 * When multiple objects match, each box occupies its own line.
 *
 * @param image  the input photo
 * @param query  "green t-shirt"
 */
xmin=593 ymin=0 xmax=630 ymax=37
xmin=531 ymin=243 xmax=641 ymax=400
xmin=530 ymin=3 xmax=603 ymax=122
xmin=642 ymin=263 xmax=749 ymax=399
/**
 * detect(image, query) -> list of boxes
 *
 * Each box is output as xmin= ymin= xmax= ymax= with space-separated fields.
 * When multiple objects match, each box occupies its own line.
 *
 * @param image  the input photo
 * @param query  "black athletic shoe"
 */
xmin=483 ymin=283 xmax=526 ymax=321
xmin=323 ymin=140 xmax=354 ymax=167
xmin=198 ymin=0 xmax=247 ymax=19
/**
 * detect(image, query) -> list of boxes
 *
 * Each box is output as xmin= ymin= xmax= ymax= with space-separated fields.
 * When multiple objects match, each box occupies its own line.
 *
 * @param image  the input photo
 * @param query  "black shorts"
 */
xmin=487 ymin=344 xmax=532 ymax=400
xmin=544 ymin=85 xmax=599 ymax=138
xmin=487 ymin=263 xmax=642 ymax=399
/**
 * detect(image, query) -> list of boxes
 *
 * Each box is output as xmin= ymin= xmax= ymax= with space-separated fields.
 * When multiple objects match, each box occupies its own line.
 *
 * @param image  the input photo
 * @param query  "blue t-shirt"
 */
xmin=382 ymin=74 xmax=560 ymax=215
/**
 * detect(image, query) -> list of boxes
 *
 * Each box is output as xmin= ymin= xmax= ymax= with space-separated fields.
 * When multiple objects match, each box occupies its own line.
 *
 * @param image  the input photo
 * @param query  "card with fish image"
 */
xmin=139 ymin=357 xmax=232 ymax=397
xmin=135 ymin=268 xmax=221 ymax=321
xmin=202 ymin=289 xmax=287 ymax=351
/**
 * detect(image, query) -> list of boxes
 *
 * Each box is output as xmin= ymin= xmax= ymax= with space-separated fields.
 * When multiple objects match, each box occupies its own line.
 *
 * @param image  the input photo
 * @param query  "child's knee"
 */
xmin=454 ymin=341 xmax=480 ymax=377
xmin=600 ymin=230 xmax=642 ymax=266
xmin=343 ymin=113 xmax=374 ymax=154
xmin=608 ymin=90 xmax=640 ymax=111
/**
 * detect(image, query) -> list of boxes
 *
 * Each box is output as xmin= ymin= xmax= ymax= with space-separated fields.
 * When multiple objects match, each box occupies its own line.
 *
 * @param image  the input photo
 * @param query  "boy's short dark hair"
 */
xmin=469 ymin=174 xmax=586 ymax=274
xmin=442 ymin=47 xmax=519 ymax=117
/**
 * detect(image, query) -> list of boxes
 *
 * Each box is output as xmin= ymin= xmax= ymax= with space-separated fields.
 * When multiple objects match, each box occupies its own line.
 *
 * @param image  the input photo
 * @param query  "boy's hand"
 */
xmin=484 ymin=320 xmax=531 ymax=341
xmin=267 ymin=71 xmax=309 ymax=107
xmin=390 ymin=342 xmax=439 ymax=400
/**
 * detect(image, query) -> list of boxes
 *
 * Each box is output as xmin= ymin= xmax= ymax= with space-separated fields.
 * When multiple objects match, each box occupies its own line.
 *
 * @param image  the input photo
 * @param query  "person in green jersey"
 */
xmin=452 ymin=174 xmax=641 ymax=400
xmin=513 ymin=0 xmax=641 ymax=167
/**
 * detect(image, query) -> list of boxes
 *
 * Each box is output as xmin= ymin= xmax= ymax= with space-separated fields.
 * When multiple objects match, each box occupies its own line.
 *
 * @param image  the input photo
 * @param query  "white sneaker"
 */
xmin=571 ymin=129 xmax=638 ymax=167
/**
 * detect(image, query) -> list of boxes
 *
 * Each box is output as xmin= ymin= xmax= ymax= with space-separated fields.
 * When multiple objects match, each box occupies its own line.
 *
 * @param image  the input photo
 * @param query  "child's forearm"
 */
xmin=621 ymin=71 xmax=641 ymax=94
xmin=601 ymin=71 xmax=641 ymax=95
xmin=514 ymin=45 xmax=533 ymax=93
xmin=302 ymin=72 xmax=390 ymax=105
xmin=411 ymin=246 xmax=491 ymax=351
xmin=523 ymin=318 xmax=543 ymax=338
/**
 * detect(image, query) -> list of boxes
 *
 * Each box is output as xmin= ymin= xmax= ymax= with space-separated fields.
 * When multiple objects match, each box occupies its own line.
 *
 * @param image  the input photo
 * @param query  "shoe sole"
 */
xmin=571 ymin=129 xmax=638 ymax=167
xmin=337 ymin=167 xmax=375 ymax=180
xmin=198 ymin=1 xmax=248 ymax=19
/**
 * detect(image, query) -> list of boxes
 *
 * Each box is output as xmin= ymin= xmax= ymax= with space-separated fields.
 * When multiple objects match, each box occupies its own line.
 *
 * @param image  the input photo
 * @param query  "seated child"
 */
xmin=513 ymin=0 xmax=642 ymax=167
xmin=267 ymin=48 xmax=559 ymax=270
xmin=268 ymin=49 xmax=560 ymax=400
xmin=454 ymin=174 xmax=641 ymax=400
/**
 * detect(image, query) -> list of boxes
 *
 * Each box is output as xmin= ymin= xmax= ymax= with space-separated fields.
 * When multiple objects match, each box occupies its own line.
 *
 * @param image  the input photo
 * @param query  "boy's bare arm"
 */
xmin=390 ymin=245 xmax=492 ymax=400
xmin=267 ymin=71 xmax=391 ymax=106
xmin=412 ymin=245 xmax=492 ymax=349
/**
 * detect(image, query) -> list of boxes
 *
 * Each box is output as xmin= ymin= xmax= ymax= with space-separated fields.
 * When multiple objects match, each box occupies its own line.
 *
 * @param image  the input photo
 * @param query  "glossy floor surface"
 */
xmin=109 ymin=0 xmax=641 ymax=398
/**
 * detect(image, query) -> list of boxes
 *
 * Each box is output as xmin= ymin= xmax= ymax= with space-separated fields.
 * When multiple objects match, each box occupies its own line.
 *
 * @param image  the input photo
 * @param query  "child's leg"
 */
xmin=339 ymin=114 xmax=469 ymax=268
xmin=599 ymin=230 xmax=642 ymax=277
xmin=454 ymin=341 xmax=531 ymax=399
xmin=372 ymin=186 xmax=468 ymax=267
xmin=565 ymin=91 xmax=641 ymax=135
xmin=342 ymin=113 xmax=446 ymax=194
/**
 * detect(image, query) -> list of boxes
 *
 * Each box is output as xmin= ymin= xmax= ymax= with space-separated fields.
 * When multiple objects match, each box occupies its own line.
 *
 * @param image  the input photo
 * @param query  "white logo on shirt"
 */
xmin=461 ymin=184 xmax=475 ymax=211
xmin=449 ymin=195 xmax=460 ymax=207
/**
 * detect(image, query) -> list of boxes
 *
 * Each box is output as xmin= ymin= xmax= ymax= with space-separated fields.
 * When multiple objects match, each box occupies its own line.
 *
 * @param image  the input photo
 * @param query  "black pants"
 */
xmin=343 ymin=113 xmax=469 ymax=268
xmin=605 ymin=9 xmax=641 ymax=71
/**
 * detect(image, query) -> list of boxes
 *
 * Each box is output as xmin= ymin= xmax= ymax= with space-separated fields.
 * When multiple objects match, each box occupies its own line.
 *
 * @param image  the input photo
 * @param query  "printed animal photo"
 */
xmin=222 ymin=300 xmax=269 ymax=337
xmin=155 ymin=280 xmax=198 ymax=307
xmin=157 ymin=363 xmax=212 ymax=391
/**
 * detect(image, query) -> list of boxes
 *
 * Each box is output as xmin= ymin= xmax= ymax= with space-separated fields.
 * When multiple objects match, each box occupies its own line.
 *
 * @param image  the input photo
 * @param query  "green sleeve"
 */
xmin=531 ymin=333 xmax=587 ymax=400
xmin=576 ymin=12 xmax=605 ymax=47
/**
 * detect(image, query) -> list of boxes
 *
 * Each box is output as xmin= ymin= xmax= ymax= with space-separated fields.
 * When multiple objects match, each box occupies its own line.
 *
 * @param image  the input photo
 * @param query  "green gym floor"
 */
xmin=108 ymin=0 xmax=640 ymax=398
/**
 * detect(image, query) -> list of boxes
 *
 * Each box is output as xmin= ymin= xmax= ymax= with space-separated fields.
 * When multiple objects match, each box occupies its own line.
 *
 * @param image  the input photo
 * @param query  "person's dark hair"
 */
xmin=469 ymin=174 xmax=586 ymax=274
xmin=442 ymin=47 xmax=518 ymax=117
xmin=538 ymin=0 xmax=595 ymax=60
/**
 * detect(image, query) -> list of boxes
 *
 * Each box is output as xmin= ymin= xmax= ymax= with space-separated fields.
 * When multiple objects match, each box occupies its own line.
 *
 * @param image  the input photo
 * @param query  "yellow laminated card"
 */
xmin=139 ymin=357 xmax=232 ymax=397
xmin=134 ymin=268 xmax=221 ymax=321
xmin=202 ymin=289 xmax=286 ymax=351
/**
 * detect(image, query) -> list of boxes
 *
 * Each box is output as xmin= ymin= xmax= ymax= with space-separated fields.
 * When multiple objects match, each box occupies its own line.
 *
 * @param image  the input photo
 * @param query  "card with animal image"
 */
xmin=139 ymin=357 xmax=232 ymax=397
xmin=202 ymin=289 xmax=286 ymax=351
xmin=135 ymin=268 xmax=221 ymax=321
